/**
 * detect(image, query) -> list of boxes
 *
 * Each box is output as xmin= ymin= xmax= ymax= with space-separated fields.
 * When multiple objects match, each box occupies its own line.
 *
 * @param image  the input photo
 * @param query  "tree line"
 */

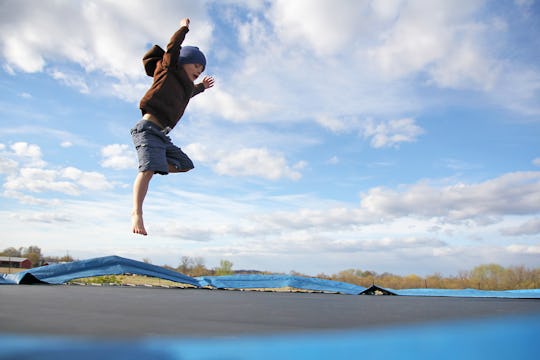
xmin=0 ymin=246 xmax=235 ymax=276
xmin=1 ymin=246 xmax=74 ymax=267
xmin=321 ymin=264 xmax=540 ymax=290
xmin=2 ymin=246 xmax=539 ymax=290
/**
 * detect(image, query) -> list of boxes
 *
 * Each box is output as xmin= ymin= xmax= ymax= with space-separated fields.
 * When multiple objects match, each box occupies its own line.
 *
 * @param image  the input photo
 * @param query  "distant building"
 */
xmin=0 ymin=256 xmax=32 ymax=269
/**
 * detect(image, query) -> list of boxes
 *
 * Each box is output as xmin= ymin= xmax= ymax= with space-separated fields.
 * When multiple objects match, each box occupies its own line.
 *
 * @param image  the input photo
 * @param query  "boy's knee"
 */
xmin=139 ymin=170 xmax=154 ymax=179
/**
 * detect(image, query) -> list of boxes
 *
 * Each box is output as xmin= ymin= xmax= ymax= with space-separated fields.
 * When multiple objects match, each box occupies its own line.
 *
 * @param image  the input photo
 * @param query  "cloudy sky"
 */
xmin=1 ymin=0 xmax=539 ymax=276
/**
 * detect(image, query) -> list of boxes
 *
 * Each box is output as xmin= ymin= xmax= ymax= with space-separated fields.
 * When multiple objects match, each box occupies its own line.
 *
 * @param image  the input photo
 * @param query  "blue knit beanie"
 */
xmin=178 ymin=46 xmax=206 ymax=71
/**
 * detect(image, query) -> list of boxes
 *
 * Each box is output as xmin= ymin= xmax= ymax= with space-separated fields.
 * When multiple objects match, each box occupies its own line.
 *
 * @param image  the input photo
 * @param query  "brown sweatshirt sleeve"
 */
xmin=191 ymin=83 xmax=206 ymax=98
xmin=161 ymin=26 xmax=189 ymax=69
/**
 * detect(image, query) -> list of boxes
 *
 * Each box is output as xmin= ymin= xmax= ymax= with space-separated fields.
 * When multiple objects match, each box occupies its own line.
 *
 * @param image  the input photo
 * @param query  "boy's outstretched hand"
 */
xmin=202 ymin=76 xmax=215 ymax=89
xmin=181 ymin=18 xmax=190 ymax=28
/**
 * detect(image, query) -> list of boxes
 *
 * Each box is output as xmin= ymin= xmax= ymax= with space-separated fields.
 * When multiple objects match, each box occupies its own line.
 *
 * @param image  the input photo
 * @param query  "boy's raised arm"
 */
xmin=164 ymin=18 xmax=191 ymax=67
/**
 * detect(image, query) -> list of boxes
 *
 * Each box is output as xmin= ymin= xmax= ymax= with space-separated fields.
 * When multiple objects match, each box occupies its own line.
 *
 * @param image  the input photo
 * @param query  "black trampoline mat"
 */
xmin=1 ymin=285 xmax=539 ymax=338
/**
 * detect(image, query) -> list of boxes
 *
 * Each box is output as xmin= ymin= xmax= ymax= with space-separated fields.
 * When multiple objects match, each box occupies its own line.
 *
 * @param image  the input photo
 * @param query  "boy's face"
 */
xmin=182 ymin=63 xmax=204 ymax=82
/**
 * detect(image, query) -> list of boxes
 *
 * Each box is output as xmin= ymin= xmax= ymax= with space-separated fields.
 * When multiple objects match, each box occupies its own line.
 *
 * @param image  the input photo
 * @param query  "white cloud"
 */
xmin=0 ymin=0 xmax=536 ymax=120
xmin=429 ymin=40 xmax=501 ymax=91
xmin=60 ymin=166 xmax=112 ymax=191
xmin=214 ymin=147 xmax=302 ymax=180
xmin=110 ymin=80 xmax=150 ymax=103
xmin=10 ymin=211 xmax=71 ymax=223
xmin=271 ymin=0 xmax=371 ymax=55
xmin=0 ymin=0 xmax=210 ymax=95
xmin=1 ymin=143 xmax=113 ymax=199
xmin=500 ymin=218 xmax=540 ymax=236
xmin=50 ymin=70 xmax=90 ymax=94
xmin=495 ymin=67 xmax=540 ymax=116
xmin=244 ymin=170 xmax=540 ymax=236
xmin=0 ymin=157 xmax=18 ymax=174
xmin=534 ymin=158 xmax=540 ymax=167
xmin=184 ymin=142 xmax=211 ymax=162
xmin=11 ymin=142 xmax=42 ymax=159
xmin=191 ymin=87 xmax=277 ymax=122
xmin=255 ymin=207 xmax=368 ymax=232
xmin=185 ymin=143 xmax=304 ymax=180
xmin=100 ymin=144 xmax=137 ymax=170
xmin=328 ymin=236 xmax=447 ymax=253
xmin=362 ymin=118 xmax=424 ymax=148
xmin=152 ymin=223 xmax=228 ymax=242
xmin=360 ymin=171 xmax=540 ymax=222
xmin=367 ymin=0 xmax=493 ymax=87
xmin=3 ymin=167 xmax=112 ymax=197
xmin=195 ymin=2 xmax=425 ymax=128
xmin=315 ymin=115 xmax=350 ymax=133
xmin=5 ymin=168 xmax=80 ymax=195
xmin=370 ymin=0 xmax=403 ymax=21
xmin=7 ymin=142 xmax=46 ymax=168
xmin=316 ymin=116 xmax=424 ymax=148
xmin=506 ymin=244 xmax=540 ymax=255
xmin=1 ymin=35 xmax=46 ymax=73
xmin=1 ymin=190 xmax=61 ymax=206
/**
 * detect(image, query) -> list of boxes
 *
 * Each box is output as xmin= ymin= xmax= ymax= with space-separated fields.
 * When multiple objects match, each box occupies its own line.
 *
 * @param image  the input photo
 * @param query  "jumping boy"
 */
xmin=131 ymin=18 xmax=214 ymax=235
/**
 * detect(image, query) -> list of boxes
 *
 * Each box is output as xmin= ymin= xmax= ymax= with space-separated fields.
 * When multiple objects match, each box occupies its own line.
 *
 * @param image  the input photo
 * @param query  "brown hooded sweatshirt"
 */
xmin=139 ymin=26 xmax=205 ymax=129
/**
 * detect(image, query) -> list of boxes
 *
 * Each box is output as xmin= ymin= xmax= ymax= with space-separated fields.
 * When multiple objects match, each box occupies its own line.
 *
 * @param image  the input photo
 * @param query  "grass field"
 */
xmin=0 ymin=266 xmax=24 ymax=274
xmin=69 ymin=274 xmax=198 ymax=288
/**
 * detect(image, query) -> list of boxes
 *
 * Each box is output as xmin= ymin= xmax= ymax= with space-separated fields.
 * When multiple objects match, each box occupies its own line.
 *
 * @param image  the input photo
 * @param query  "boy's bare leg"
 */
xmin=132 ymin=170 xmax=154 ymax=236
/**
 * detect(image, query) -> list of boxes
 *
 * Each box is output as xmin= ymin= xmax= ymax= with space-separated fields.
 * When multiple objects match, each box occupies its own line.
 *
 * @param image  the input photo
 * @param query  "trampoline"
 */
xmin=1 ymin=256 xmax=539 ymax=359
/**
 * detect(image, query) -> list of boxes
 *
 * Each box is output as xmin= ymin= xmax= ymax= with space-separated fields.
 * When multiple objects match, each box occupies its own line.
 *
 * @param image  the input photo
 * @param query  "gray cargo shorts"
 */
xmin=131 ymin=119 xmax=194 ymax=175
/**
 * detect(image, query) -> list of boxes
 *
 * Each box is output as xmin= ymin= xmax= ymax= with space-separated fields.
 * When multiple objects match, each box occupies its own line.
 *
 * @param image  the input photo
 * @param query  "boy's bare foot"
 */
xmin=132 ymin=212 xmax=147 ymax=236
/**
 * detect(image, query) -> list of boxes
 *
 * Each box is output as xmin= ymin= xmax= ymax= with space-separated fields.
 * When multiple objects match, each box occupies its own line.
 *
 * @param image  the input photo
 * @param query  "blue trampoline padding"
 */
xmin=0 ymin=313 xmax=538 ymax=359
xmin=197 ymin=274 xmax=366 ymax=295
xmin=1 ymin=255 xmax=200 ymax=287
xmin=1 ymin=256 xmax=539 ymax=298
xmin=394 ymin=288 xmax=540 ymax=298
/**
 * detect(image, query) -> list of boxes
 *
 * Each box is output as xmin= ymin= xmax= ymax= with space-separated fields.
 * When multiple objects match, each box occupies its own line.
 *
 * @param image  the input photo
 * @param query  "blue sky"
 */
xmin=1 ymin=0 xmax=539 ymax=276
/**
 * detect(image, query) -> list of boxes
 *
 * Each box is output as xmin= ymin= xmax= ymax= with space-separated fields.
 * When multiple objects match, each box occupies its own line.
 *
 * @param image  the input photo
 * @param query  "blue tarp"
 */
xmin=393 ymin=287 xmax=540 ymax=298
xmin=1 ymin=255 xmax=200 ymax=287
xmin=1 ymin=313 xmax=539 ymax=359
xmin=197 ymin=274 xmax=365 ymax=295
xmin=0 ymin=255 xmax=365 ymax=294
xmin=359 ymin=285 xmax=540 ymax=298
xmin=2 ymin=255 xmax=539 ymax=298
